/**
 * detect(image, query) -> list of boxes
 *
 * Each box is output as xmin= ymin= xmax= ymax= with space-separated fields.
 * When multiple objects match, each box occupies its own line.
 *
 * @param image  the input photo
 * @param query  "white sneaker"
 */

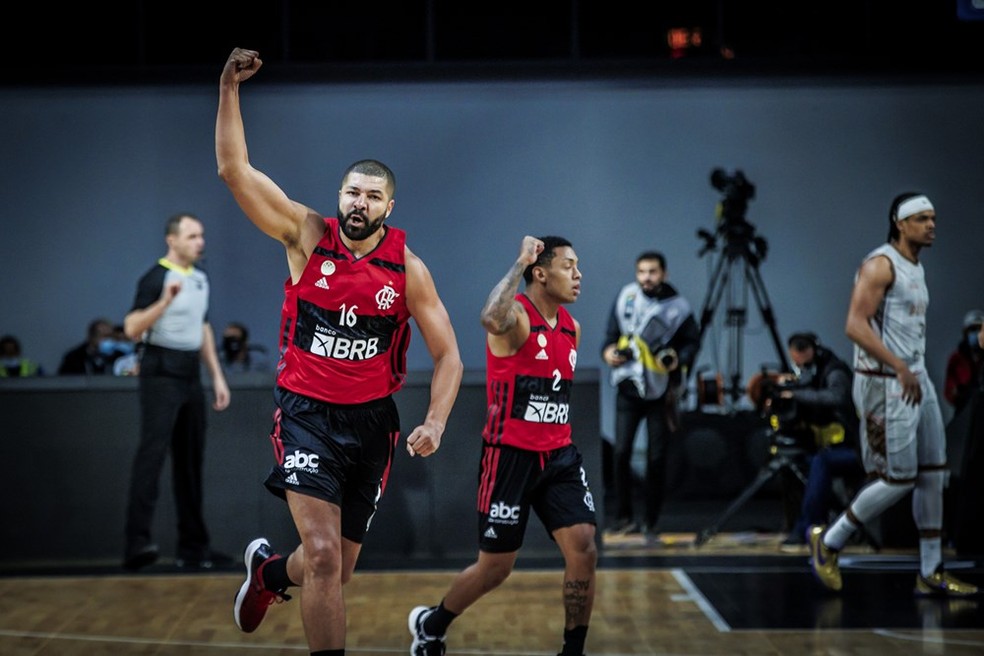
xmin=408 ymin=605 xmax=446 ymax=656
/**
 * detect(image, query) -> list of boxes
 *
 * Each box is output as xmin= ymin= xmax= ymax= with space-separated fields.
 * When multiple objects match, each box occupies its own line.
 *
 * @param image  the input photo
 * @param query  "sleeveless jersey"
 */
xmin=854 ymin=243 xmax=929 ymax=375
xmin=276 ymin=218 xmax=411 ymax=404
xmin=483 ymin=294 xmax=578 ymax=451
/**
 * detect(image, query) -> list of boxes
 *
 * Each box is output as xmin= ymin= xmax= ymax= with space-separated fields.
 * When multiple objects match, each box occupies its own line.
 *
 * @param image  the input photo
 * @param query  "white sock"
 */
xmin=913 ymin=470 xmax=944 ymax=529
xmin=919 ymin=538 xmax=942 ymax=578
xmin=823 ymin=514 xmax=858 ymax=551
xmin=824 ymin=479 xmax=911 ymax=550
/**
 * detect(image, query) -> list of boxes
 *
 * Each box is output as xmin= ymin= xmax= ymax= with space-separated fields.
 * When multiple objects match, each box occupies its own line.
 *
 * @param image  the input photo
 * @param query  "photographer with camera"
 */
xmin=601 ymin=251 xmax=699 ymax=541
xmin=765 ymin=332 xmax=863 ymax=550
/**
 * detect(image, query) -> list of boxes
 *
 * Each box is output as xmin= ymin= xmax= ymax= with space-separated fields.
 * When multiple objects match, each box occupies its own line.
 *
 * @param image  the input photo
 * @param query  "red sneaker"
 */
xmin=233 ymin=538 xmax=291 ymax=632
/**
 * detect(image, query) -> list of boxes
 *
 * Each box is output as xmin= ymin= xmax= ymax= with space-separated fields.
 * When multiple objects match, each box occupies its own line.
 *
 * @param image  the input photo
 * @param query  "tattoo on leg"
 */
xmin=563 ymin=578 xmax=591 ymax=625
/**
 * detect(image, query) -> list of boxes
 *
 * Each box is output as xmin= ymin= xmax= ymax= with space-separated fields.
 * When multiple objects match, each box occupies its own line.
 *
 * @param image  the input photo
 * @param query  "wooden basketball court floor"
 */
xmin=2 ymin=532 xmax=982 ymax=656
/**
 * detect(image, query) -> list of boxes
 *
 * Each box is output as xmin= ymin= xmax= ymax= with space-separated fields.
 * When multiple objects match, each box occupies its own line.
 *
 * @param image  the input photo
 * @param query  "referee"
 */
xmin=122 ymin=212 xmax=231 ymax=571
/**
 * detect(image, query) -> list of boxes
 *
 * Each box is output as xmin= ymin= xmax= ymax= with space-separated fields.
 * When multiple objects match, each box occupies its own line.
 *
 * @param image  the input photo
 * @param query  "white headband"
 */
xmin=896 ymin=195 xmax=934 ymax=221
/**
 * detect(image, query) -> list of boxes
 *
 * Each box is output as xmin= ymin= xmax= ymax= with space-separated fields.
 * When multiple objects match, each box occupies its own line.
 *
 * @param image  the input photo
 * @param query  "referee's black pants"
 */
xmin=124 ymin=374 xmax=209 ymax=560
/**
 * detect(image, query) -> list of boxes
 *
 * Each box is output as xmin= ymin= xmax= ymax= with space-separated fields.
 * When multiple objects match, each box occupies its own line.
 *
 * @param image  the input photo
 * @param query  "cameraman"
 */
xmin=768 ymin=332 xmax=863 ymax=549
xmin=601 ymin=251 xmax=699 ymax=540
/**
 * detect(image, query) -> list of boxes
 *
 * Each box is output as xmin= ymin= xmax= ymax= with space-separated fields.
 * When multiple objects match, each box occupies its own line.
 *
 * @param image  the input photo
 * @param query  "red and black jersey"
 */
xmin=483 ymin=294 xmax=578 ymax=451
xmin=276 ymin=218 xmax=411 ymax=404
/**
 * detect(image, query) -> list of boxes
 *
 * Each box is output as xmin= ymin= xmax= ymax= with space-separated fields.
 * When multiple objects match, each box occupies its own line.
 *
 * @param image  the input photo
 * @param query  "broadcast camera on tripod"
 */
xmin=692 ymin=168 xmax=790 ymax=405
xmin=692 ymin=369 xmax=812 ymax=547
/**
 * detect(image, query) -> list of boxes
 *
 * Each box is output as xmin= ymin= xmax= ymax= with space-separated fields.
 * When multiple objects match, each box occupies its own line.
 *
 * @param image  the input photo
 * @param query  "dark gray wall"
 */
xmin=1 ymin=76 xmax=982 ymax=436
xmin=0 ymin=372 xmax=601 ymax=567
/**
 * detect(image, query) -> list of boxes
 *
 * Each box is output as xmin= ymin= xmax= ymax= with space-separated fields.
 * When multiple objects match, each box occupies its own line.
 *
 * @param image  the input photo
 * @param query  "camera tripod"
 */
xmin=693 ymin=219 xmax=790 ymax=404
xmin=694 ymin=432 xmax=808 ymax=547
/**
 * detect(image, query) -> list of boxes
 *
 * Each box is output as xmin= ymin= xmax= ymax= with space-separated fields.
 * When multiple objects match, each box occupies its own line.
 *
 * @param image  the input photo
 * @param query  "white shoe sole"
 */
xmin=233 ymin=538 xmax=270 ymax=631
xmin=408 ymin=605 xmax=433 ymax=654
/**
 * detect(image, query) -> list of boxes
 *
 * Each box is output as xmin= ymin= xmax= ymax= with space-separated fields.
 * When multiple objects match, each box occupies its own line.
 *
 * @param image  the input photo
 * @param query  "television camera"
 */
xmin=613 ymin=345 xmax=677 ymax=370
xmin=755 ymin=373 xmax=798 ymax=423
xmin=711 ymin=168 xmax=755 ymax=220
xmin=693 ymin=369 xmax=812 ymax=547
xmin=690 ymin=167 xmax=791 ymax=404
xmin=697 ymin=168 xmax=769 ymax=265
xmin=747 ymin=369 xmax=814 ymax=450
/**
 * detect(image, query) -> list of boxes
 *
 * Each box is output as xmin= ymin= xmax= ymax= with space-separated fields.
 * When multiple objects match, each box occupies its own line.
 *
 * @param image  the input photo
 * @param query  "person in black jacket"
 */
xmin=767 ymin=332 xmax=863 ymax=549
xmin=57 ymin=317 xmax=126 ymax=375
xmin=943 ymin=309 xmax=984 ymax=416
xmin=219 ymin=321 xmax=270 ymax=374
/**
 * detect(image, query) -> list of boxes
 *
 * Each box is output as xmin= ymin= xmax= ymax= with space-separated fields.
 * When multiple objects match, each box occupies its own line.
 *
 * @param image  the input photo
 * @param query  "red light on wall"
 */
xmin=667 ymin=27 xmax=703 ymax=58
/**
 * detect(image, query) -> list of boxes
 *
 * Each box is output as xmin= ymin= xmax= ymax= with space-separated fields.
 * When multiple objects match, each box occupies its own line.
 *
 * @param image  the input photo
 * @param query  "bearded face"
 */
xmin=635 ymin=259 xmax=665 ymax=297
xmin=338 ymin=205 xmax=386 ymax=241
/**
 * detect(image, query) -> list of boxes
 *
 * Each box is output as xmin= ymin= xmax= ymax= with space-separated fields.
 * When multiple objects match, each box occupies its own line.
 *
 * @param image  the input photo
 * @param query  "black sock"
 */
xmin=423 ymin=600 xmax=459 ymax=636
xmin=261 ymin=554 xmax=294 ymax=591
xmin=561 ymin=625 xmax=588 ymax=656
xmin=310 ymin=650 xmax=343 ymax=656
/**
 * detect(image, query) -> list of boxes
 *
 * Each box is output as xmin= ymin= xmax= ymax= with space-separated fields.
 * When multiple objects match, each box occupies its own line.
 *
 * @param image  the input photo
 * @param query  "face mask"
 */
xmin=969 ymin=331 xmax=982 ymax=349
xmin=223 ymin=337 xmax=244 ymax=360
xmin=98 ymin=339 xmax=134 ymax=356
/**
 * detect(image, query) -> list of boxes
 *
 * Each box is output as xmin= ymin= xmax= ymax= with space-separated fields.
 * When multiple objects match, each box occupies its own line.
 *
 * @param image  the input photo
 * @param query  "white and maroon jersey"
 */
xmin=483 ymin=294 xmax=578 ymax=451
xmin=854 ymin=243 xmax=929 ymax=375
xmin=276 ymin=218 xmax=411 ymax=404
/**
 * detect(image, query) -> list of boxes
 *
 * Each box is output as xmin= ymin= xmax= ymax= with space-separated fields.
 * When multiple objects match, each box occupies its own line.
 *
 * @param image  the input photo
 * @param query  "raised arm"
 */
xmin=215 ymin=48 xmax=324 ymax=280
xmin=480 ymin=235 xmax=540 ymax=356
xmin=403 ymin=248 xmax=463 ymax=458
xmin=124 ymin=278 xmax=181 ymax=341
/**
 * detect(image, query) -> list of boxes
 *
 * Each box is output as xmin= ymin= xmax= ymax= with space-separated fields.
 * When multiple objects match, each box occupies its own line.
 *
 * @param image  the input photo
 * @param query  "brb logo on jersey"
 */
xmin=310 ymin=323 xmax=380 ymax=361
xmin=523 ymin=395 xmax=570 ymax=424
xmin=514 ymin=374 xmax=571 ymax=425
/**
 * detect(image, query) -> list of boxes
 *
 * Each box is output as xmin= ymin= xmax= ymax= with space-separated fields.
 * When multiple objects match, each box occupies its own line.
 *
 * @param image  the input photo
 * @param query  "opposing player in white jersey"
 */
xmin=809 ymin=192 xmax=978 ymax=597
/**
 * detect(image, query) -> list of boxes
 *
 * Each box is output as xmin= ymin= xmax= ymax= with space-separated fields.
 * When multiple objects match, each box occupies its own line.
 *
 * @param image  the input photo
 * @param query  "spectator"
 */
xmin=58 ymin=317 xmax=131 ymax=375
xmin=943 ymin=309 xmax=984 ymax=416
xmin=0 ymin=335 xmax=43 ymax=377
xmin=220 ymin=321 xmax=270 ymax=374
